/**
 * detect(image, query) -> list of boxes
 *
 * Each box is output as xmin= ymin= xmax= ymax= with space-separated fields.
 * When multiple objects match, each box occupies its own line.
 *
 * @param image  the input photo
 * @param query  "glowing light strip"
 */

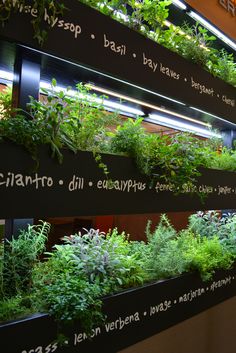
xmin=40 ymin=81 xmax=144 ymax=117
xmin=0 ymin=70 xmax=13 ymax=81
xmin=172 ymin=0 xmax=187 ymax=10
xmin=149 ymin=114 xmax=221 ymax=138
xmin=188 ymin=11 xmax=236 ymax=51
xmin=189 ymin=106 xmax=236 ymax=127
xmin=87 ymin=84 xmax=211 ymax=128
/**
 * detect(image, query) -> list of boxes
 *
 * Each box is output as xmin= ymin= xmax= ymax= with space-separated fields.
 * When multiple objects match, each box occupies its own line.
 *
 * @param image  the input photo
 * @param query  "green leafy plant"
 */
xmin=0 ymin=85 xmax=12 ymax=118
xmin=0 ymin=295 xmax=36 ymax=323
xmin=32 ymin=227 xmax=145 ymax=332
xmin=188 ymin=211 xmax=236 ymax=255
xmin=209 ymin=49 xmax=236 ymax=87
xmin=110 ymin=119 xmax=212 ymax=190
xmin=28 ymin=79 xmax=120 ymax=172
xmin=0 ymin=212 xmax=236 ymax=327
xmin=80 ymin=1 xmax=236 ymax=87
xmin=1 ymin=1 xmax=236 ymax=86
xmin=144 ymin=214 xmax=184 ymax=279
xmin=144 ymin=213 xmax=236 ymax=281
xmin=174 ymin=22 xmax=216 ymax=69
xmin=184 ymin=235 xmax=235 ymax=281
xmin=3 ymin=221 xmax=50 ymax=298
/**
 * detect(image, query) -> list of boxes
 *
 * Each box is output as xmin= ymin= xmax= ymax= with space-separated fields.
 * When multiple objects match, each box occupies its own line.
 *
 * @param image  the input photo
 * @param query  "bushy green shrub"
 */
xmin=3 ymin=221 xmax=50 ymax=298
xmin=32 ymin=228 xmax=145 ymax=331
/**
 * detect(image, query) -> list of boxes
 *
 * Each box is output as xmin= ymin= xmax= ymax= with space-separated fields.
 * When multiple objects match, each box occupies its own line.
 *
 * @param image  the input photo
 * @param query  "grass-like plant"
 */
xmin=3 ymin=221 xmax=50 ymax=299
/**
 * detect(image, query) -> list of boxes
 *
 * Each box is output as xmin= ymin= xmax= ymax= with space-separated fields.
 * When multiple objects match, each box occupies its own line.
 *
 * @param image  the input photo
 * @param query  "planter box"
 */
xmin=1 ymin=266 xmax=236 ymax=353
xmin=0 ymin=141 xmax=236 ymax=218
xmin=0 ymin=0 xmax=235 ymax=124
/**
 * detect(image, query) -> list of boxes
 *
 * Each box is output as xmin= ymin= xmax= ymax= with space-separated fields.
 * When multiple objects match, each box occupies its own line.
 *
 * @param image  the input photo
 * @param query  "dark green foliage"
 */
xmin=0 ymin=295 xmax=36 ymax=323
xmin=28 ymin=80 xmax=120 ymax=173
xmin=110 ymin=120 xmax=211 ymax=190
xmin=174 ymin=23 xmax=216 ymax=69
xmin=144 ymin=215 xmax=187 ymax=279
xmin=209 ymin=49 xmax=236 ymax=87
xmin=3 ymin=221 xmax=50 ymax=298
xmin=32 ymin=228 xmax=145 ymax=332
xmin=79 ymin=1 xmax=236 ymax=87
xmin=0 ymin=115 xmax=49 ymax=163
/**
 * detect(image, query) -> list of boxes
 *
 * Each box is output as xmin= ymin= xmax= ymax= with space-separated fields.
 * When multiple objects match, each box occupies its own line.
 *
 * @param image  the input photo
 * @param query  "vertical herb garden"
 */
xmin=0 ymin=1 xmax=236 ymax=353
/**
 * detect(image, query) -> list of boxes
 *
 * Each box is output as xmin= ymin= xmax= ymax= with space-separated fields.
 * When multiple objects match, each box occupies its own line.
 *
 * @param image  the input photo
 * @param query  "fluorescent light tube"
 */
xmin=149 ymin=113 xmax=221 ymax=138
xmin=172 ymin=0 xmax=187 ymax=10
xmin=0 ymin=70 xmax=13 ymax=82
xmin=88 ymin=84 xmax=210 ymax=127
xmin=40 ymin=81 xmax=144 ymax=117
xmin=188 ymin=11 xmax=236 ymax=51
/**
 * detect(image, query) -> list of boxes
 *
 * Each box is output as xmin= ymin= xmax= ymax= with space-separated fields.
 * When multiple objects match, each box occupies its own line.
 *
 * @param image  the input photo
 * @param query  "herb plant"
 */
xmin=32 ymin=228 xmax=145 ymax=332
xmin=1 ymin=1 xmax=236 ymax=86
xmin=3 ymin=221 xmax=50 ymax=298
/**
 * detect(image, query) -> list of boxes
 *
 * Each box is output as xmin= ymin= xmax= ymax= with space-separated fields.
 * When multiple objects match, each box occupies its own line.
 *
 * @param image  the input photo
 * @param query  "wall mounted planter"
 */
xmin=1 ymin=265 xmax=236 ymax=353
xmin=0 ymin=0 xmax=235 ymax=124
xmin=0 ymin=141 xmax=236 ymax=218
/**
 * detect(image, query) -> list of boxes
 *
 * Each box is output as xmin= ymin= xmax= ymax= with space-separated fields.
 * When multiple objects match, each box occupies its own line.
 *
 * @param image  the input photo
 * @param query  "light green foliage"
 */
xmin=0 ymin=85 xmax=12 ymax=118
xmin=144 ymin=214 xmax=236 ymax=281
xmin=189 ymin=211 xmax=236 ymax=255
xmin=140 ymin=0 xmax=172 ymax=39
xmin=80 ymin=1 xmax=236 ymax=87
xmin=110 ymin=117 xmax=146 ymax=157
xmin=184 ymin=235 xmax=235 ymax=281
xmin=205 ymin=146 xmax=236 ymax=172
xmin=0 ymin=115 xmax=49 ymax=165
xmin=145 ymin=215 xmax=185 ymax=279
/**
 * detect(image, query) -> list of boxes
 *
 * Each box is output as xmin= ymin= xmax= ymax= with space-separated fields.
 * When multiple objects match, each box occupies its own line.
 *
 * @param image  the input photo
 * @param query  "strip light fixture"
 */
xmin=0 ymin=71 xmax=224 ymax=136
xmin=171 ymin=0 xmax=187 ymax=10
xmin=40 ymin=81 xmax=145 ymax=117
xmin=0 ymin=70 xmax=13 ymax=82
xmin=188 ymin=11 xmax=236 ymax=51
xmin=148 ymin=114 xmax=222 ymax=139
xmin=88 ymin=84 xmax=211 ymax=128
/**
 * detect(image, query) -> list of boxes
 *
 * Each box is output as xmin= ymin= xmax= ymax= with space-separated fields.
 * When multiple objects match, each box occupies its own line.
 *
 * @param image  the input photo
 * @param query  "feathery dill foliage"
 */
xmin=144 ymin=213 xmax=236 ymax=281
